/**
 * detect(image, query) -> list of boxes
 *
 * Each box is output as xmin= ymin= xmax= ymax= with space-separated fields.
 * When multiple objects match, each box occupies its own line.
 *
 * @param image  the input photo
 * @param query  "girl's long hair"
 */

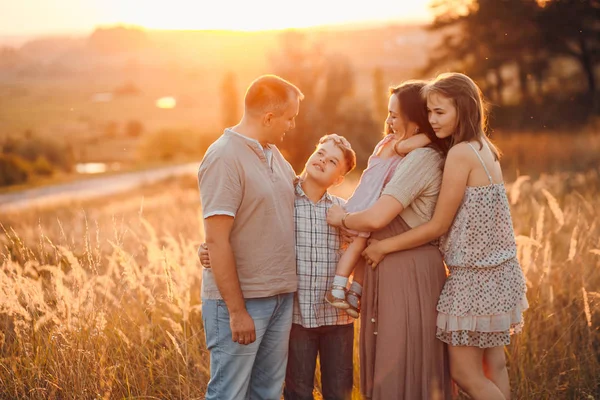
xmin=422 ymin=72 xmax=501 ymax=160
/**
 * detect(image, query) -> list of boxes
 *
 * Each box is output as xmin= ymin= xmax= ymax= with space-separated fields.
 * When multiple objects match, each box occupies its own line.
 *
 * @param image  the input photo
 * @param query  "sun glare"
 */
xmin=111 ymin=0 xmax=431 ymax=31
xmin=156 ymin=97 xmax=177 ymax=109
xmin=0 ymin=0 xmax=432 ymax=36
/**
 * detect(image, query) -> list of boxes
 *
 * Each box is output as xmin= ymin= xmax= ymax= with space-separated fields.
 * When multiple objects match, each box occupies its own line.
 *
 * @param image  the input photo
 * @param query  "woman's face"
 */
xmin=427 ymin=92 xmax=457 ymax=139
xmin=386 ymin=94 xmax=408 ymax=138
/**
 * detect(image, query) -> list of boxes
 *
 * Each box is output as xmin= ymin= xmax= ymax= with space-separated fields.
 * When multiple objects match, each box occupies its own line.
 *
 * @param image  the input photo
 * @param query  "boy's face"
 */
xmin=304 ymin=140 xmax=347 ymax=187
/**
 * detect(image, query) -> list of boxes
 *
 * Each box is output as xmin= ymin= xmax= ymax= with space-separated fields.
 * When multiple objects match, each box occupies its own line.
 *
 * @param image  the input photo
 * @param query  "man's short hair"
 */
xmin=245 ymin=74 xmax=304 ymax=116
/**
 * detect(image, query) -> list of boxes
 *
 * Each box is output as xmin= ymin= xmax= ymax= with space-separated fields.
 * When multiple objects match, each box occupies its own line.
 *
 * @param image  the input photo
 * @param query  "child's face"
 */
xmin=304 ymin=141 xmax=347 ymax=187
xmin=427 ymin=92 xmax=457 ymax=139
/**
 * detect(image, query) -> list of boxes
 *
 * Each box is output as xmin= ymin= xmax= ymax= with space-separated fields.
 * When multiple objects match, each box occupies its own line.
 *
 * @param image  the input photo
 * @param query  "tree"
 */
xmin=220 ymin=72 xmax=240 ymax=128
xmin=537 ymin=0 xmax=600 ymax=109
xmin=0 ymin=154 xmax=30 ymax=186
xmin=372 ymin=67 xmax=388 ymax=124
xmin=425 ymin=0 xmax=600 ymax=111
xmin=2 ymin=131 xmax=74 ymax=172
xmin=425 ymin=0 xmax=550 ymax=105
xmin=126 ymin=120 xmax=144 ymax=137
xmin=269 ymin=31 xmax=379 ymax=172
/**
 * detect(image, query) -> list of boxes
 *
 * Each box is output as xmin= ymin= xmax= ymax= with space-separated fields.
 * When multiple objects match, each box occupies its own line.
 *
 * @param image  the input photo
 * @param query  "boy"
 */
xmin=284 ymin=134 xmax=357 ymax=399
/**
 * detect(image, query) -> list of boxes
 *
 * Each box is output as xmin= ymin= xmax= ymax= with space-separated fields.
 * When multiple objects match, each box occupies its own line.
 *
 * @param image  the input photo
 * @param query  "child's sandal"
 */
xmin=345 ymin=289 xmax=361 ymax=319
xmin=325 ymin=285 xmax=350 ymax=310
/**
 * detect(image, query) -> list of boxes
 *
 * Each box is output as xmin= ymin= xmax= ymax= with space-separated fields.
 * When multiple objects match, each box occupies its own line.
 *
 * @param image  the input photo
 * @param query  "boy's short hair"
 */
xmin=318 ymin=133 xmax=356 ymax=175
xmin=245 ymin=74 xmax=304 ymax=116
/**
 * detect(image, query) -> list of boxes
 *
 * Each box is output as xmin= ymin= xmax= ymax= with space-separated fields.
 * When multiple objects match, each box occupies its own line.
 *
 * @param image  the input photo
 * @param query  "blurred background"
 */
xmin=1 ymin=2 xmax=600 ymax=399
xmin=1 ymin=0 xmax=599 ymax=189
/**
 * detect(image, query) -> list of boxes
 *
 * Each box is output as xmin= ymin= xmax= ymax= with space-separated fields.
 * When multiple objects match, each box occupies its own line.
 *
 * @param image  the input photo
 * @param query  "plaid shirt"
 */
xmin=293 ymin=182 xmax=354 ymax=328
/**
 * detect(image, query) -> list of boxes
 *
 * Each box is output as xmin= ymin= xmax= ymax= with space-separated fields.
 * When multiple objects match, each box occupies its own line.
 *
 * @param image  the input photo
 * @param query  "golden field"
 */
xmin=1 ymin=152 xmax=600 ymax=398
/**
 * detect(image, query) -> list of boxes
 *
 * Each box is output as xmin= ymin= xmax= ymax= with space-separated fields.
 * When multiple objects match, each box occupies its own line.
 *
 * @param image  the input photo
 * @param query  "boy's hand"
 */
xmin=198 ymin=243 xmax=211 ymax=268
xmin=326 ymin=204 xmax=346 ymax=227
xmin=362 ymin=239 xmax=387 ymax=269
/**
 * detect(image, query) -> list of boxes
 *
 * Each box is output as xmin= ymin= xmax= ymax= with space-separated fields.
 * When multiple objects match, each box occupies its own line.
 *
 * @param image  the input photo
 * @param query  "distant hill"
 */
xmin=0 ymin=24 xmax=437 ymax=78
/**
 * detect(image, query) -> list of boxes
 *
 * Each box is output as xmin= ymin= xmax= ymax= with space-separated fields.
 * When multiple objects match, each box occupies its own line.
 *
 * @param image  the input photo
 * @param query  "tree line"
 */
xmin=425 ymin=0 xmax=600 ymax=127
xmin=219 ymin=1 xmax=599 ymax=170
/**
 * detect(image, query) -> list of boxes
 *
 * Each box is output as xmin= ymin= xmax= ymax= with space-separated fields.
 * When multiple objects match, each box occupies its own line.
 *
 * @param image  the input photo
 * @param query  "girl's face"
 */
xmin=427 ymin=92 xmax=458 ymax=139
xmin=386 ymin=94 xmax=408 ymax=138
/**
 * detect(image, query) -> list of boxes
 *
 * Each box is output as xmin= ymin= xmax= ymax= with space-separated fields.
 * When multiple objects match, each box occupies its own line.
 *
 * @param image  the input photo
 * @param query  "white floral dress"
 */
xmin=436 ymin=143 xmax=529 ymax=348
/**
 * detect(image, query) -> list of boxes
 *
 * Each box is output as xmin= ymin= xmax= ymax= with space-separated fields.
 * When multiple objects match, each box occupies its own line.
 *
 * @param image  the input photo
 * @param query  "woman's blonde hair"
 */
xmin=422 ymin=72 xmax=501 ymax=160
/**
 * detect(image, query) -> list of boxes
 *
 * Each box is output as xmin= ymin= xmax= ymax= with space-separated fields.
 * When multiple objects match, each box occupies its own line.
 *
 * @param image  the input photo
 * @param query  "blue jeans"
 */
xmin=202 ymin=293 xmax=294 ymax=400
xmin=283 ymin=323 xmax=354 ymax=400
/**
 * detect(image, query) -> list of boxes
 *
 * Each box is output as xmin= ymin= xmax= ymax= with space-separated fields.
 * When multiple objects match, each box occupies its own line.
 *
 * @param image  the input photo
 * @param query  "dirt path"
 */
xmin=0 ymin=162 xmax=199 ymax=213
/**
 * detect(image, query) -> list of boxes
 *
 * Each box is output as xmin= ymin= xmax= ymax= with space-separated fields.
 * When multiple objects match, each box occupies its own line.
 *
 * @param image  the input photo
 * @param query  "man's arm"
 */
xmin=199 ymin=146 xmax=255 ymax=345
xmin=204 ymin=215 xmax=256 ymax=345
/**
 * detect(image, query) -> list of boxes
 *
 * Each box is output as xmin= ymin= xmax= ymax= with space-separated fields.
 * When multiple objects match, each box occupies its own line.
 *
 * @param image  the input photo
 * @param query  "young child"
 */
xmin=324 ymin=129 xmax=431 ymax=318
xmin=200 ymin=134 xmax=357 ymax=399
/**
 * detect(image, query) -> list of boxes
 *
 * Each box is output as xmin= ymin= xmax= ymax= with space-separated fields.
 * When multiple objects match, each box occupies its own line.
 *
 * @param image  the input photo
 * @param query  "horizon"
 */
xmin=0 ymin=0 xmax=433 ymax=42
xmin=0 ymin=19 xmax=431 ymax=48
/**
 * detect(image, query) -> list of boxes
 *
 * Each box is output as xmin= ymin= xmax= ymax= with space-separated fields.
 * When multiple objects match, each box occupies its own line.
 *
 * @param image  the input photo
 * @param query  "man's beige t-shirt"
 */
xmin=198 ymin=129 xmax=298 ymax=300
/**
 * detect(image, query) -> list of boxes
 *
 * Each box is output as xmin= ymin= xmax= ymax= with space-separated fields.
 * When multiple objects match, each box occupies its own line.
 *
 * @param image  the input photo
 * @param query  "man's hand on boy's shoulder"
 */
xmin=339 ymin=227 xmax=356 ymax=245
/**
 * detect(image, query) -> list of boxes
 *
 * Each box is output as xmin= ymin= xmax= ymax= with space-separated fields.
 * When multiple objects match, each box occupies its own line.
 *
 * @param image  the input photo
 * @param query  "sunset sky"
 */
xmin=1 ymin=0 xmax=433 ymax=36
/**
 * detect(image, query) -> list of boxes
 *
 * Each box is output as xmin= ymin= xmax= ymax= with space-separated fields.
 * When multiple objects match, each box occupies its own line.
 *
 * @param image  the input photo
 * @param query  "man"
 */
xmin=201 ymin=134 xmax=358 ymax=399
xmin=198 ymin=74 xmax=303 ymax=400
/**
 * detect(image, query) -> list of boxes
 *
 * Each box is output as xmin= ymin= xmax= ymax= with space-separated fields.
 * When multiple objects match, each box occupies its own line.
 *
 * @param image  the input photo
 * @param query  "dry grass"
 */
xmin=491 ymin=127 xmax=600 ymax=180
xmin=0 ymin=177 xmax=208 ymax=399
xmin=1 ymin=170 xmax=600 ymax=399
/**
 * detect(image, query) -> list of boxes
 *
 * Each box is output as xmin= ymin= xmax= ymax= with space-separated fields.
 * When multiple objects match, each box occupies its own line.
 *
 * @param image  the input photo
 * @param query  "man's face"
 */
xmin=266 ymin=96 xmax=300 ymax=144
xmin=304 ymin=140 xmax=347 ymax=188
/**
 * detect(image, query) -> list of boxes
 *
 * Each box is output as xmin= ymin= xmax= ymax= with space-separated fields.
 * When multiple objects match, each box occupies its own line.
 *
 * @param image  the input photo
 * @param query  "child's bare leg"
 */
xmin=326 ymin=238 xmax=368 ymax=309
xmin=336 ymin=237 xmax=368 ymax=277
xmin=334 ymin=238 xmax=367 ymax=317
xmin=351 ymin=258 xmax=365 ymax=286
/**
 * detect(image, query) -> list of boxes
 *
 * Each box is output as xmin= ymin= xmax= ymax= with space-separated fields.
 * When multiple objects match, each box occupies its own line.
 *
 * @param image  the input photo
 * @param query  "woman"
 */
xmin=327 ymin=80 xmax=453 ymax=400
xmin=361 ymin=73 xmax=528 ymax=400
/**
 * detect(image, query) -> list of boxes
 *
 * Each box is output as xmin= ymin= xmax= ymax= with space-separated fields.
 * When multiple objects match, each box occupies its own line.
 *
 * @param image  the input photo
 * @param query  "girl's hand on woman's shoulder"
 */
xmin=362 ymin=239 xmax=387 ymax=269
xmin=395 ymin=133 xmax=432 ymax=156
